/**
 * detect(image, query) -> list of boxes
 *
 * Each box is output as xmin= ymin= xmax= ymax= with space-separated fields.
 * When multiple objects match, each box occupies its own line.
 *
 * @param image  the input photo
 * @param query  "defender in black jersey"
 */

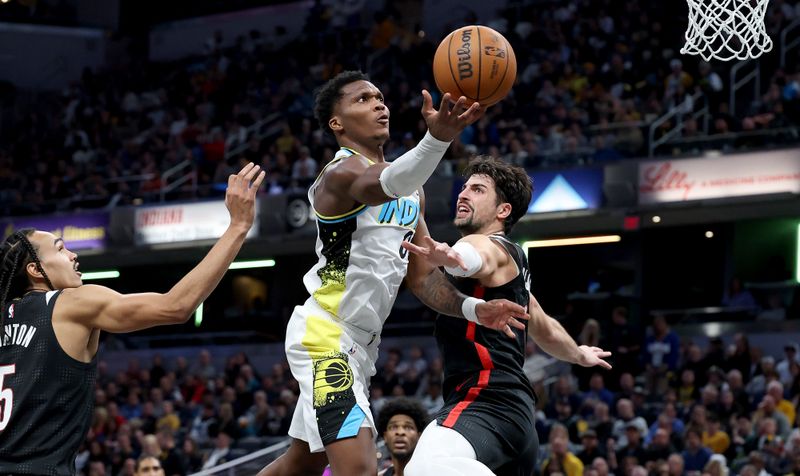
xmin=0 ymin=163 xmax=264 ymax=475
xmin=404 ymin=156 xmax=612 ymax=476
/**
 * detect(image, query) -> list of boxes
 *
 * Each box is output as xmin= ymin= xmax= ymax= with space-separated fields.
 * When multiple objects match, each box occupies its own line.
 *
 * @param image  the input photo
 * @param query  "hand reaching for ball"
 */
xmin=421 ymin=90 xmax=484 ymax=142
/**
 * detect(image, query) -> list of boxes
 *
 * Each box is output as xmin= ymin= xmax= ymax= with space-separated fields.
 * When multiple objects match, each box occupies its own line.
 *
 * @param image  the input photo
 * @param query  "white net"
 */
xmin=681 ymin=0 xmax=773 ymax=61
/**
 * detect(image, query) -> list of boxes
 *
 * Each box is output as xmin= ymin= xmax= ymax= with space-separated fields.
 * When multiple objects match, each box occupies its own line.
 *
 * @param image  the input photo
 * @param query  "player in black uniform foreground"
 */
xmin=403 ymin=156 xmax=612 ymax=475
xmin=0 ymin=163 xmax=264 ymax=475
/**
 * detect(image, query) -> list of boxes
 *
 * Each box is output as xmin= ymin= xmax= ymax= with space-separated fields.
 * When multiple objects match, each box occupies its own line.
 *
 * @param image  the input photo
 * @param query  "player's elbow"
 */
xmin=156 ymin=296 xmax=194 ymax=324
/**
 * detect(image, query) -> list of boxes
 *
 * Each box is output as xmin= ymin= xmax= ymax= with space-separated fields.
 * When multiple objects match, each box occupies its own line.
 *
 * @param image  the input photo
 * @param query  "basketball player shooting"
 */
xmin=257 ymin=71 xmax=528 ymax=476
xmin=0 ymin=163 xmax=265 ymax=475
xmin=402 ymin=156 xmax=612 ymax=476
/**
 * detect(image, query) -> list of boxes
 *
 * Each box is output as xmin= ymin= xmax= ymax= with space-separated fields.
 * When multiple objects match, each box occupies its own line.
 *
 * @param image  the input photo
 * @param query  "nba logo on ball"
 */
xmin=433 ymin=25 xmax=517 ymax=107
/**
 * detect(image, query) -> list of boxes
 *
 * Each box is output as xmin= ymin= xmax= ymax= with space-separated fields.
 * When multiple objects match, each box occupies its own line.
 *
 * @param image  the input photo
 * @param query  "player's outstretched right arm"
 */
xmin=57 ymin=163 xmax=266 ymax=333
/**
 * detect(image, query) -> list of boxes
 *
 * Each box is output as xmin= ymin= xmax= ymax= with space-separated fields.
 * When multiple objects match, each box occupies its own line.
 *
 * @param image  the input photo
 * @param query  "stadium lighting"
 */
xmin=228 ymin=259 xmax=276 ymax=270
xmin=521 ymin=235 xmax=622 ymax=249
xmin=81 ymin=270 xmax=120 ymax=280
xmin=194 ymin=302 xmax=203 ymax=327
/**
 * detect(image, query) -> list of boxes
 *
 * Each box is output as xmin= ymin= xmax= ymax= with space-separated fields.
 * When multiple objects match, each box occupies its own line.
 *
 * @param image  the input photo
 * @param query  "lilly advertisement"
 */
xmin=639 ymin=149 xmax=800 ymax=204
xmin=1 ymin=213 xmax=109 ymax=250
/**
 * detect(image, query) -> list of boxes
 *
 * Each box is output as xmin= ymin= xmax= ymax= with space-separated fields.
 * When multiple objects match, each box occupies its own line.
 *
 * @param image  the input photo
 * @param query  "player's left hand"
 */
xmin=401 ymin=236 xmax=466 ymax=270
xmin=476 ymin=299 xmax=529 ymax=338
xmin=576 ymin=345 xmax=612 ymax=369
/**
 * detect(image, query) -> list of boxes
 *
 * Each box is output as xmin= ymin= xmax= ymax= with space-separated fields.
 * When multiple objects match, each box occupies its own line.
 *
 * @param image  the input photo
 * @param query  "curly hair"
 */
xmin=376 ymin=397 xmax=429 ymax=435
xmin=313 ymin=70 xmax=370 ymax=135
xmin=463 ymin=156 xmax=533 ymax=234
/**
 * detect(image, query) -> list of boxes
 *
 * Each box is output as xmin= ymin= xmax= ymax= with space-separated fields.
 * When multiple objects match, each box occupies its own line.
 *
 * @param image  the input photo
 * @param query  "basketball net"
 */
xmin=681 ymin=0 xmax=773 ymax=61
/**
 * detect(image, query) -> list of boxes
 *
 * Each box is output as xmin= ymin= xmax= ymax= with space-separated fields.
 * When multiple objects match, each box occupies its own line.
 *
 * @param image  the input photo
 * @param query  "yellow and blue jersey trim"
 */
xmin=313 ymin=147 xmax=374 ymax=224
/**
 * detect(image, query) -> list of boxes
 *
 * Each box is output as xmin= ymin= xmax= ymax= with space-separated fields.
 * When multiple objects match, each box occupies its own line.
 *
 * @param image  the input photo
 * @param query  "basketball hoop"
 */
xmin=681 ymin=0 xmax=773 ymax=61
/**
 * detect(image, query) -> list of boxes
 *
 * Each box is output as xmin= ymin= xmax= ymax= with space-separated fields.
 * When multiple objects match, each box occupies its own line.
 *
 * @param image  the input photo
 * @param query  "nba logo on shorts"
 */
xmin=7 ymin=304 xmax=13 ymax=320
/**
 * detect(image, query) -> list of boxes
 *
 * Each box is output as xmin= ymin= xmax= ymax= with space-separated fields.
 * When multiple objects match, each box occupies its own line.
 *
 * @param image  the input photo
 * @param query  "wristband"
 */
xmin=462 ymin=297 xmax=485 ymax=324
xmin=444 ymin=241 xmax=483 ymax=277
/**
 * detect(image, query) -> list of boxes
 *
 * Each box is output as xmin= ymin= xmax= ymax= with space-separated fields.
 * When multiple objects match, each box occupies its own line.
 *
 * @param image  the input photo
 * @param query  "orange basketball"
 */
xmin=432 ymin=25 xmax=517 ymax=107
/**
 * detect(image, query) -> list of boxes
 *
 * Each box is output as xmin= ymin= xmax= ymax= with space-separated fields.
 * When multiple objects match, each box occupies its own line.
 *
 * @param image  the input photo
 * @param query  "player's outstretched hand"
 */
xmin=401 ymin=236 xmax=467 ymax=270
xmin=576 ymin=345 xmax=612 ymax=370
xmin=476 ymin=299 xmax=529 ymax=338
xmin=421 ymin=89 xmax=484 ymax=142
xmin=226 ymin=162 xmax=266 ymax=232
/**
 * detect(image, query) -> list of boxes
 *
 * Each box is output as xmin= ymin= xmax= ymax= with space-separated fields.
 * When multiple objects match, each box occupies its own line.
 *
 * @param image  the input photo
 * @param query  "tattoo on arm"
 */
xmin=411 ymin=268 xmax=465 ymax=318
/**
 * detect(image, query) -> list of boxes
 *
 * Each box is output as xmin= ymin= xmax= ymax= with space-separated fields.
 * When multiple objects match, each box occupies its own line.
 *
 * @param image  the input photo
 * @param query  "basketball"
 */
xmin=432 ymin=25 xmax=517 ymax=107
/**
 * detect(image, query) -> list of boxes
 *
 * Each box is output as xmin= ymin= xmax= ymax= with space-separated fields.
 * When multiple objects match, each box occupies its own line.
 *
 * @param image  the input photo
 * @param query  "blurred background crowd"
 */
xmin=1 ymin=0 xmax=798 ymax=217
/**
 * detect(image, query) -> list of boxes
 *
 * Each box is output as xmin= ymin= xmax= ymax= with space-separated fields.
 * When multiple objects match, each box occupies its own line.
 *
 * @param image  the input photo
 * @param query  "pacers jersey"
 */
xmin=0 ymin=290 xmax=97 ymax=475
xmin=436 ymin=234 xmax=535 ymax=406
xmin=303 ymin=147 xmax=420 ymax=335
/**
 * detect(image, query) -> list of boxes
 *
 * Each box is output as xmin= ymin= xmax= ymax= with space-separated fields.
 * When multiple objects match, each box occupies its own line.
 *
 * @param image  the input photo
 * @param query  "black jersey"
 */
xmin=434 ymin=234 xmax=539 ymax=474
xmin=435 ymin=234 xmax=534 ymax=406
xmin=0 ymin=290 xmax=97 ymax=475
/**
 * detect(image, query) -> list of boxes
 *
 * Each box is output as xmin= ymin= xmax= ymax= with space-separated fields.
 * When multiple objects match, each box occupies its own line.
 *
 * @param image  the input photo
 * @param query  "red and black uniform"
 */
xmin=434 ymin=234 xmax=538 ymax=475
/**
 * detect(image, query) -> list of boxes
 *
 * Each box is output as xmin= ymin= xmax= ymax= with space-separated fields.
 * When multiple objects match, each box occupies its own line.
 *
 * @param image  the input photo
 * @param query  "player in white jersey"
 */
xmin=258 ymin=71 xmax=528 ymax=476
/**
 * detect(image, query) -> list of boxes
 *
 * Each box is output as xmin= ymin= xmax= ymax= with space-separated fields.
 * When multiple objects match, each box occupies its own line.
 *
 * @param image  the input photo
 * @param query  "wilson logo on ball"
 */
xmin=456 ymin=28 xmax=474 ymax=80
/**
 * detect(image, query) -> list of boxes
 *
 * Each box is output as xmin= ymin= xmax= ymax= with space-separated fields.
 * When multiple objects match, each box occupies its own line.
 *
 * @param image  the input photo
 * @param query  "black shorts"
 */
xmin=435 ymin=384 xmax=539 ymax=475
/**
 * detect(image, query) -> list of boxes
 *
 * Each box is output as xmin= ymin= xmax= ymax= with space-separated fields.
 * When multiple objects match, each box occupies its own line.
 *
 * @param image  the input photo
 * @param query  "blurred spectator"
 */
xmin=682 ymin=428 xmax=713 ymax=472
xmin=201 ymin=432 xmax=232 ymax=470
xmin=606 ymin=307 xmax=641 ymax=382
xmin=778 ymin=345 xmax=800 ymax=387
xmin=134 ymin=456 xmax=164 ymax=476
xmin=703 ymin=413 xmax=731 ymax=454
xmin=643 ymin=315 xmax=680 ymax=395
xmin=577 ymin=429 xmax=606 ymax=465
xmin=723 ymin=278 xmax=758 ymax=309
xmin=612 ymin=399 xmax=648 ymax=448
xmin=541 ymin=426 xmax=584 ymax=476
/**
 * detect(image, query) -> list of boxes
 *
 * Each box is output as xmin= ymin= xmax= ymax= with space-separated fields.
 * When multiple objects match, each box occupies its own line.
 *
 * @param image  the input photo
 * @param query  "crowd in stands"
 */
xmin=1 ymin=0 xmax=799 ymax=217
xmin=78 ymin=305 xmax=800 ymax=476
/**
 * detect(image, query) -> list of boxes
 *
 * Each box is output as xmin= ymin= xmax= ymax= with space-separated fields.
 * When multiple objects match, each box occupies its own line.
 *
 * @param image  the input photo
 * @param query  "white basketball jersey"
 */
xmin=303 ymin=147 xmax=420 ymax=334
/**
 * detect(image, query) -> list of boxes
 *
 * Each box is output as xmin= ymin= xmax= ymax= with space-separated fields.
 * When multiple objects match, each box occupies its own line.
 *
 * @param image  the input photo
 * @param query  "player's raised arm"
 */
xmin=57 ymin=163 xmax=266 ymax=333
xmin=342 ymin=91 xmax=482 ymax=206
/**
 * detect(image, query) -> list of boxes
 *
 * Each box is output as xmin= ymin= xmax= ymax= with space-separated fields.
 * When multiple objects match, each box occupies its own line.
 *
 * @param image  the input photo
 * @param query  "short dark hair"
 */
xmin=314 ymin=70 xmax=370 ymax=134
xmin=135 ymin=455 xmax=162 ymax=472
xmin=377 ymin=397 xmax=429 ymax=435
xmin=463 ymin=156 xmax=533 ymax=234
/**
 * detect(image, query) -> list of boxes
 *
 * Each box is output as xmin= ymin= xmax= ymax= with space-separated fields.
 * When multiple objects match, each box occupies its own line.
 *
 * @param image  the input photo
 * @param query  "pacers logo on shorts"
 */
xmin=312 ymin=352 xmax=354 ymax=408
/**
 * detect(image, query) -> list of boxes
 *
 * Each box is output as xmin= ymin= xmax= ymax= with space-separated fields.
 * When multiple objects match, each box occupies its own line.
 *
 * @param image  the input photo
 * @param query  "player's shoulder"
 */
xmin=319 ymin=153 xmax=372 ymax=185
xmin=461 ymin=234 xmax=504 ymax=252
xmin=462 ymin=234 xmax=512 ymax=264
xmin=57 ymin=285 xmax=118 ymax=308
